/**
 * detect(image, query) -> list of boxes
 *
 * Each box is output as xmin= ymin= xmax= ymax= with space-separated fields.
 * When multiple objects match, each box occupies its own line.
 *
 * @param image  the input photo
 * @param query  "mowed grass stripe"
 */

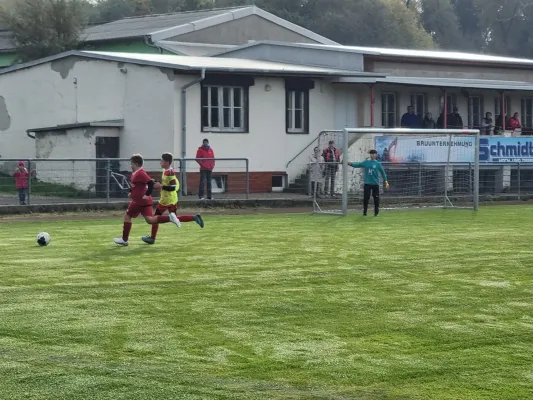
xmin=0 ymin=207 xmax=532 ymax=399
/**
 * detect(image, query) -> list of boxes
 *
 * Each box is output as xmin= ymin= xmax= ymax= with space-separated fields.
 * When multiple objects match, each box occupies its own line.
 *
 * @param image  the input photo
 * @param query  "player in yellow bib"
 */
xmin=142 ymin=153 xmax=204 ymax=245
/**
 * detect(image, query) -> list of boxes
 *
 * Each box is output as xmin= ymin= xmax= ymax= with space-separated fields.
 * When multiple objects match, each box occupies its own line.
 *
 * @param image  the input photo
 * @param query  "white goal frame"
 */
xmin=313 ymin=128 xmax=480 ymax=216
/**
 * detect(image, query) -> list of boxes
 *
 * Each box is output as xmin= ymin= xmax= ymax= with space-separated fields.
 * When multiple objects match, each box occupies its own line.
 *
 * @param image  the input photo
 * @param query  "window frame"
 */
xmin=440 ymin=94 xmax=457 ymax=114
xmin=285 ymin=88 xmax=309 ymax=134
xmin=201 ymin=85 xmax=248 ymax=133
xmin=410 ymin=92 xmax=427 ymax=118
xmin=467 ymin=95 xmax=483 ymax=129
xmin=381 ymin=92 xmax=397 ymax=128
xmin=494 ymin=96 xmax=511 ymax=118
xmin=521 ymin=98 xmax=533 ymax=129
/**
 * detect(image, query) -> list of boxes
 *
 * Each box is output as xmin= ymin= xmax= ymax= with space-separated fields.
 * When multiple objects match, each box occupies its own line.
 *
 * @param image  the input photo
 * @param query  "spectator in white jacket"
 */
xmin=309 ymin=147 xmax=324 ymax=197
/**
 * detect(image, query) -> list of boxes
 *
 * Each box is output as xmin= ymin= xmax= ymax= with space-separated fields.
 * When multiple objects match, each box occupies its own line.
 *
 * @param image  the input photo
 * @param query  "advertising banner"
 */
xmin=479 ymin=137 xmax=533 ymax=162
xmin=375 ymin=136 xmax=475 ymax=163
xmin=374 ymin=136 xmax=533 ymax=163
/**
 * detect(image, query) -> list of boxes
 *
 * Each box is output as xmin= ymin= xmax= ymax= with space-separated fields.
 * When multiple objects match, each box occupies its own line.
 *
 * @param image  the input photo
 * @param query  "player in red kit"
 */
xmin=114 ymin=154 xmax=180 ymax=246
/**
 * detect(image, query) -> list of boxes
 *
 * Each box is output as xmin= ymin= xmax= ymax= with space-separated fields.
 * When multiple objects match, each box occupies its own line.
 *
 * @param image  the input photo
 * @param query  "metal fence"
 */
xmin=302 ymin=160 xmax=533 ymax=200
xmin=0 ymin=158 xmax=249 ymax=206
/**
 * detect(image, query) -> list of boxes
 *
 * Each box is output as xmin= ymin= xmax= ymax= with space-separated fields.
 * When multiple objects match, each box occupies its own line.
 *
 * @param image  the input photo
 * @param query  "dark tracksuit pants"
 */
xmin=363 ymin=184 xmax=380 ymax=215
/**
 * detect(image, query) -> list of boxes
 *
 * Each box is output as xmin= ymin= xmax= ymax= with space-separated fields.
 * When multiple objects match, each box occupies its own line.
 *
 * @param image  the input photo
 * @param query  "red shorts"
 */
xmin=127 ymin=201 xmax=153 ymax=218
xmin=156 ymin=203 xmax=178 ymax=213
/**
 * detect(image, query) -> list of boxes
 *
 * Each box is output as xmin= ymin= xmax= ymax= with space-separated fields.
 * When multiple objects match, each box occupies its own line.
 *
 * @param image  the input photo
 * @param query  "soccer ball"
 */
xmin=37 ymin=232 xmax=51 ymax=246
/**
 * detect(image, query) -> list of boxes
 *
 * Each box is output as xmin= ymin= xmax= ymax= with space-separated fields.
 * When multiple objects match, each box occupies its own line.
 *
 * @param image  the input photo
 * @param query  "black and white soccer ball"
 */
xmin=37 ymin=232 xmax=51 ymax=246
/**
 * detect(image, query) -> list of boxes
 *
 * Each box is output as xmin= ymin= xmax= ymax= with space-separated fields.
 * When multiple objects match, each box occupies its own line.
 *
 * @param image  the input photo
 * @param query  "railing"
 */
xmin=0 ymin=157 xmax=250 ymax=206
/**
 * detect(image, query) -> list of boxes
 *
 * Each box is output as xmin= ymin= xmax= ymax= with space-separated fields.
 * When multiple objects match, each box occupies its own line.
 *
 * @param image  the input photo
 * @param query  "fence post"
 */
xmin=181 ymin=159 xmax=187 ymax=196
xmin=469 ymin=163 xmax=473 ymax=195
xmin=418 ymin=162 xmax=422 ymax=197
xmin=245 ymin=158 xmax=250 ymax=199
xmin=27 ymin=158 xmax=32 ymax=206
xmin=517 ymin=162 xmax=521 ymax=200
xmin=106 ymin=159 xmax=111 ymax=203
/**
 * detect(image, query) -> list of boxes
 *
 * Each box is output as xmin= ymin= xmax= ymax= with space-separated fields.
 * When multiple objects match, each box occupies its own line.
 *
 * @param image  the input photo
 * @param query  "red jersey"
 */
xmin=130 ymin=168 xmax=153 ymax=206
xmin=14 ymin=168 xmax=29 ymax=189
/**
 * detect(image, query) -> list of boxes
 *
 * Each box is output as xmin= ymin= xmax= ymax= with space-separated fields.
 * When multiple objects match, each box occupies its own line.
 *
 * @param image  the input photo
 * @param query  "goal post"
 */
xmin=312 ymin=128 xmax=480 ymax=216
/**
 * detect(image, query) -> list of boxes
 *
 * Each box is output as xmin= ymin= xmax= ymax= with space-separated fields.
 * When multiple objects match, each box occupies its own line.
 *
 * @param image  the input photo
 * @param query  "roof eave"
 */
xmin=0 ymin=50 xmax=385 ymax=78
xmin=27 ymin=119 xmax=125 ymax=133
xmin=364 ymin=54 xmax=533 ymax=70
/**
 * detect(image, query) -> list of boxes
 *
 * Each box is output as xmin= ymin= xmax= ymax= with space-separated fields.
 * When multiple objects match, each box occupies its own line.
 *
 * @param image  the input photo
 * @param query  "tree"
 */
xmin=419 ymin=0 xmax=464 ymax=49
xmin=0 ymin=0 xmax=87 ymax=62
xmin=449 ymin=0 xmax=483 ymax=51
xmin=475 ymin=0 xmax=533 ymax=56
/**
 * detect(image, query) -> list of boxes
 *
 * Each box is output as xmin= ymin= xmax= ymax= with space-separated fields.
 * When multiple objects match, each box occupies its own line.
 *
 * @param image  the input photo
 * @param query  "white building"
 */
xmin=3 ymin=37 xmax=533 ymax=194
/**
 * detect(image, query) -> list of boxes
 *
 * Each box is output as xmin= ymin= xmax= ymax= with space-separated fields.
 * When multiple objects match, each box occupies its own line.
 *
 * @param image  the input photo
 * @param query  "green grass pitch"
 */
xmin=1 ymin=207 xmax=533 ymax=399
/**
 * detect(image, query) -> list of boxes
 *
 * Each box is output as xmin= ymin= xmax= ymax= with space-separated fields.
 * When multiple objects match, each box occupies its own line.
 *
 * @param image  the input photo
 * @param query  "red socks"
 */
xmin=151 ymin=223 xmax=159 ymax=239
xmin=122 ymin=222 xmax=132 ymax=241
xmin=179 ymin=215 xmax=194 ymax=222
xmin=157 ymin=215 xmax=170 ymax=223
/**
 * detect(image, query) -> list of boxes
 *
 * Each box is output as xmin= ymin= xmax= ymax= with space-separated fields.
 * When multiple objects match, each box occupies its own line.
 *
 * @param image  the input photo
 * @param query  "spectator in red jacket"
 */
xmin=13 ymin=161 xmax=29 ymax=205
xmin=507 ymin=112 xmax=522 ymax=131
xmin=196 ymin=139 xmax=215 ymax=200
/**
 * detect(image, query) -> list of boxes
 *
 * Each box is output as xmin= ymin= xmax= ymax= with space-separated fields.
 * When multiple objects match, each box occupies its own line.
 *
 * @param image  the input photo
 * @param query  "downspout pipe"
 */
xmin=26 ymin=130 xmax=35 ymax=139
xmin=180 ymin=69 xmax=206 ymax=195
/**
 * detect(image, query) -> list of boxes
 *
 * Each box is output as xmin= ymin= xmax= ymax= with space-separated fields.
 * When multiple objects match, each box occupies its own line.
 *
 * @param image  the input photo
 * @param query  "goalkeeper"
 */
xmin=347 ymin=149 xmax=389 ymax=216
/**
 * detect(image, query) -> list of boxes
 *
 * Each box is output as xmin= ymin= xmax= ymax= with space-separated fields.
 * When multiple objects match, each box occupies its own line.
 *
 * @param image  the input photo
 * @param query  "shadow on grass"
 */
xmin=73 ymin=245 xmax=152 ymax=263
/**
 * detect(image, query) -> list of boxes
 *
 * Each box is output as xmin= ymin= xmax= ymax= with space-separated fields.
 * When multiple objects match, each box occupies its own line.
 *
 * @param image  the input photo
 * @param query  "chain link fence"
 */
xmin=0 ymin=158 xmax=249 ymax=206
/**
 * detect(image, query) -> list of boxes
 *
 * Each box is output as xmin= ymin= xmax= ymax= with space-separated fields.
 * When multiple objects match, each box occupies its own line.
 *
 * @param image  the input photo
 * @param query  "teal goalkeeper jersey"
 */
xmin=349 ymin=160 xmax=388 ymax=185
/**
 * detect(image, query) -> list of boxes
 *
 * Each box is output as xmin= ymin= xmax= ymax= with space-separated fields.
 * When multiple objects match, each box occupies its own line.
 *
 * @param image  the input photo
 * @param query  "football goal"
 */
xmin=312 ymin=128 xmax=480 ymax=216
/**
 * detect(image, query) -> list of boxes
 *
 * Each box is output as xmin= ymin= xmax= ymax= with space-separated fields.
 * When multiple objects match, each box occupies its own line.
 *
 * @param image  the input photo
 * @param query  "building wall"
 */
xmin=0 ymin=58 xmax=175 ymax=160
xmin=34 ymin=127 xmax=119 ymax=191
xmin=217 ymin=44 xmax=365 ymax=71
xmin=169 ymin=15 xmax=321 ymax=45
xmin=178 ymin=75 xmax=339 ymax=188
xmin=372 ymin=60 xmax=533 ymax=82
xmin=366 ymin=84 xmax=526 ymax=129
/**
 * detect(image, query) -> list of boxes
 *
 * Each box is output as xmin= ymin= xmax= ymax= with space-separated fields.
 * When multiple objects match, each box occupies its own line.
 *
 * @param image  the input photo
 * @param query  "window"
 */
xmin=285 ymin=78 xmax=313 ymax=134
xmin=521 ymin=98 xmax=533 ymax=129
xmin=440 ymin=94 xmax=457 ymax=113
xmin=381 ymin=93 xmax=396 ymax=128
xmin=494 ymin=96 xmax=510 ymax=117
xmin=410 ymin=93 xmax=427 ymax=117
xmin=286 ymin=89 xmax=308 ymax=133
xmin=201 ymin=85 xmax=247 ymax=132
xmin=468 ymin=96 xmax=483 ymax=128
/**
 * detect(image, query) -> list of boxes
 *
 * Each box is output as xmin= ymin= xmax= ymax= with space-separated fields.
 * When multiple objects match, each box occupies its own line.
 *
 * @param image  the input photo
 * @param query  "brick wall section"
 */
xmin=145 ymin=171 xmax=286 ymax=195
xmin=185 ymin=171 xmax=287 ymax=194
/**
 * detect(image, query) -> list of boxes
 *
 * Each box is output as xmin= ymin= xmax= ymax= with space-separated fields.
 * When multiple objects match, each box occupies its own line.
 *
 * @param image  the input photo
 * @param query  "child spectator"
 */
xmin=13 ymin=161 xmax=29 ymax=205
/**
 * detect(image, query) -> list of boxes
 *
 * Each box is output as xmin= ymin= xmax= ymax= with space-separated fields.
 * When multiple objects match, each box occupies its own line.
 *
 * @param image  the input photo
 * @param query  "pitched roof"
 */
xmin=84 ymin=7 xmax=244 ymax=42
xmin=83 ymin=6 xmax=336 ymax=45
xmin=0 ymin=50 xmax=383 ymax=78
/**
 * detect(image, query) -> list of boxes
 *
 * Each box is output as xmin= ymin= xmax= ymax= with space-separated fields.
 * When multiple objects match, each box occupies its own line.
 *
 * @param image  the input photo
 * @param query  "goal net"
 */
xmin=312 ymin=128 xmax=480 ymax=216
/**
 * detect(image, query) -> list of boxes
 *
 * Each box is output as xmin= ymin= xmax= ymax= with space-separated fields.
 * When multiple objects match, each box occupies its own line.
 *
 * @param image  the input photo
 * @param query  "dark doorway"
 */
xmin=95 ymin=136 xmax=120 ymax=198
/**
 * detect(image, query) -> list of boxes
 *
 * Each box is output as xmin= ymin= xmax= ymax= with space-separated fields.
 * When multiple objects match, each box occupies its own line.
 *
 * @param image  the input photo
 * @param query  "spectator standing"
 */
xmin=448 ymin=107 xmax=464 ymax=128
xmin=13 ymin=161 xmax=29 ymax=205
xmin=401 ymin=106 xmax=422 ymax=128
xmin=196 ymin=139 xmax=215 ymax=200
xmin=508 ymin=112 xmax=521 ymax=131
xmin=481 ymin=112 xmax=493 ymax=135
xmin=322 ymin=140 xmax=340 ymax=197
xmin=422 ymin=112 xmax=436 ymax=129
xmin=309 ymin=147 xmax=324 ymax=198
